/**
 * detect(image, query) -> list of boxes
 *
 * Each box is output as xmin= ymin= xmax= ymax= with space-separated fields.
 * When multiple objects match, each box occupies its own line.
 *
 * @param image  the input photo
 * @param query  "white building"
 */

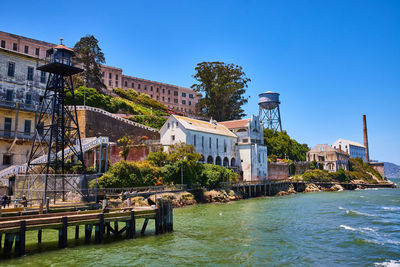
xmin=219 ymin=115 xmax=268 ymax=180
xmin=159 ymin=114 xmax=268 ymax=181
xmin=159 ymin=115 xmax=238 ymax=167
xmin=332 ymin=139 xmax=366 ymax=161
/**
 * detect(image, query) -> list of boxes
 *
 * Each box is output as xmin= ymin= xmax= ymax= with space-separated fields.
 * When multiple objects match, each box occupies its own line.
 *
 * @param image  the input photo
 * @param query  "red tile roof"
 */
xmin=218 ymin=118 xmax=251 ymax=129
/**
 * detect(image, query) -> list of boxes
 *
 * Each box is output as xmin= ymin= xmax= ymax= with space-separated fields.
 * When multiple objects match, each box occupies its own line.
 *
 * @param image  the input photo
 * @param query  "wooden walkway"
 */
xmin=0 ymin=199 xmax=173 ymax=257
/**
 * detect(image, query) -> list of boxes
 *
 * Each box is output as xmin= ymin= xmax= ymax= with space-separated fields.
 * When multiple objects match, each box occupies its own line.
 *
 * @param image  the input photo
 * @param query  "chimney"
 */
xmin=363 ymin=114 xmax=370 ymax=163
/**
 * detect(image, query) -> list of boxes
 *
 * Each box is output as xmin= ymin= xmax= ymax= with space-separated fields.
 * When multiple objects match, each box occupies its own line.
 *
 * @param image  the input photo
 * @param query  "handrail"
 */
xmin=73 ymin=105 xmax=158 ymax=132
xmin=0 ymin=136 xmax=109 ymax=181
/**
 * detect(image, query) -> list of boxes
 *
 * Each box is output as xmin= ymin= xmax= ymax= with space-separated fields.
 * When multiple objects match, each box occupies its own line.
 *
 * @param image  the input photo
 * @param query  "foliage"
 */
xmin=93 ymin=161 xmax=161 ymax=188
xmin=264 ymin=128 xmax=309 ymax=162
xmin=73 ymin=35 xmax=106 ymax=90
xmin=118 ymin=136 xmax=131 ymax=160
xmin=128 ymin=115 xmax=167 ymax=130
xmin=288 ymin=162 xmax=296 ymax=175
xmin=65 ymin=86 xmax=113 ymax=110
xmin=113 ymin=88 xmax=169 ymax=112
xmin=191 ymin=61 xmax=250 ymax=121
xmin=198 ymin=164 xmax=239 ymax=188
xmin=309 ymin=160 xmax=317 ymax=170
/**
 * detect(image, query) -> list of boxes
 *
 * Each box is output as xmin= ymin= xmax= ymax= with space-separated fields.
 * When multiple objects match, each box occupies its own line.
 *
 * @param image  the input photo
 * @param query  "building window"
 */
xmin=24 ymin=120 xmax=31 ymax=134
xmin=176 ymin=122 xmax=178 ymax=127
xmin=102 ymin=72 xmax=105 ymax=77
xmin=144 ymin=86 xmax=147 ymax=90
xmin=209 ymin=137 xmax=212 ymax=149
xmin=168 ymin=90 xmax=170 ymax=95
xmin=156 ymin=88 xmax=159 ymax=93
xmin=156 ymin=96 xmax=159 ymax=100
xmin=24 ymin=45 xmax=29 ymax=53
xmin=115 ymin=74 xmax=118 ymax=80
xmin=174 ymin=99 xmax=178 ymax=103
xmin=167 ymin=123 xmax=170 ymax=129
xmin=138 ymin=84 xmax=141 ymax=89
xmin=4 ymin=118 xmax=12 ymax=137
xmin=194 ymin=135 xmax=196 ymax=147
xmin=162 ymin=96 xmax=165 ymax=101
xmin=115 ymin=81 xmax=118 ymax=87
xmin=224 ymin=140 xmax=227 ymax=152
xmin=6 ymin=90 xmax=13 ymax=101
xmin=40 ymin=71 xmax=46 ymax=83
xmin=7 ymin=62 xmax=15 ymax=77
xmin=35 ymin=48 xmax=40 ymax=56
xmin=108 ymin=80 xmax=112 ymax=86
xmin=182 ymin=92 xmax=186 ymax=97
xmin=182 ymin=100 xmax=186 ymax=105
xmin=168 ymin=98 xmax=170 ymax=102
xmin=13 ymin=43 xmax=17 ymax=51
xmin=132 ymin=83 xmax=134 ymax=88
xmin=27 ymin=67 xmax=34 ymax=81
xmin=1 ymin=40 xmax=5 ymax=48
xmin=202 ymin=136 xmax=204 ymax=148
xmin=171 ymin=135 xmax=175 ymax=141
xmin=26 ymin=94 xmax=32 ymax=105
xmin=216 ymin=138 xmax=219 ymax=150
xmin=150 ymin=86 xmax=153 ymax=91
xmin=174 ymin=91 xmax=178 ymax=96
xmin=189 ymin=94 xmax=194 ymax=99
xmin=3 ymin=155 xmax=12 ymax=165
xmin=109 ymin=73 xmax=112 ymax=79
xmin=125 ymin=81 xmax=127 ymax=87
xmin=189 ymin=101 xmax=192 ymax=106
xmin=150 ymin=95 xmax=153 ymax=98
xmin=162 ymin=89 xmax=165 ymax=93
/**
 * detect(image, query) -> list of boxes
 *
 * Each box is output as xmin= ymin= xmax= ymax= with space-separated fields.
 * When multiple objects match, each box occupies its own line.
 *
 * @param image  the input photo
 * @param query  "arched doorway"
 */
xmin=207 ymin=156 xmax=213 ymax=164
xmin=230 ymin=158 xmax=236 ymax=167
xmin=223 ymin=157 xmax=229 ymax=167
xmin=215 ymin=156 xmax=222 ymax=166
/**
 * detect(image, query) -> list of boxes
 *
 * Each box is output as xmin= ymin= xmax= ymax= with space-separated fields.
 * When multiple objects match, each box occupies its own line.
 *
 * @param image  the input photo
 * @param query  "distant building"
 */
xmin=306 ymin=144 xmax=349 ymax=172
xmin=332 ymin=138 xmax=366 ymax=161
xmin=0 ymin=30 xmax=199 ymax=116
xmin=159 ymin=115 xmax=268 ymax=181
xmin=219 ymin=115 xmax=268 ymax=180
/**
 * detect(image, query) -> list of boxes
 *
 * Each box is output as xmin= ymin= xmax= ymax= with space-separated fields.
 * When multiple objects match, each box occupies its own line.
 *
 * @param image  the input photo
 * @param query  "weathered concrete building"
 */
xmin=0 ymin=47 xmax=48 ymax=170
xmin=332 ymin=138 xmax=366 ymax=162
xmin=0 ymin=31 xmax=199 ymax=116
xmin=306 ymin=144 xmax=349 ymax=172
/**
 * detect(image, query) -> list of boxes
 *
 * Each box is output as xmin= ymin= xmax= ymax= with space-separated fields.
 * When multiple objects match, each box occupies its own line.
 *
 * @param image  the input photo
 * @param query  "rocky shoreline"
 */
xmin=106 ymin=181 xmax=396 ymax=209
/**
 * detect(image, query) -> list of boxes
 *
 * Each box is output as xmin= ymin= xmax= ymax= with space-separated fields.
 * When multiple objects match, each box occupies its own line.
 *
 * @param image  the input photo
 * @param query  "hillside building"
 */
xmin=306 ymin=144 xmax=349 ymax=172
xmin=0 ymin=30 xmax=199 ymax=116
xmin=332 ymin=138 xmax=366 ymax=162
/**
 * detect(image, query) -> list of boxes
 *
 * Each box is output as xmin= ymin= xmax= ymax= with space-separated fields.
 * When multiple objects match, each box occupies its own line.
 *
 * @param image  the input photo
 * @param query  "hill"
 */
xmin=384 ymin=162 xmax=400 ymax=178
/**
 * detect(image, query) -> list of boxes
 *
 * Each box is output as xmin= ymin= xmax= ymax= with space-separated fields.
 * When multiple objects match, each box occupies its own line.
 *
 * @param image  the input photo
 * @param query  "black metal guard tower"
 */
xmin=26 ymin=39 xmax=86 ymax=202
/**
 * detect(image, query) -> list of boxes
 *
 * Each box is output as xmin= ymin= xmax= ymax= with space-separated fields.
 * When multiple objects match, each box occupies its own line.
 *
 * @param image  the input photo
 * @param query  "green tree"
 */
xmin=264 ymin=128 xmax=309 ymax=162
xmin=191 ymin=62 xmax=250 ymax=121
xmin=73 ymin=35 xmax=106 ymax=90
xmin=118 ymin=136 xmax=131 ymax=160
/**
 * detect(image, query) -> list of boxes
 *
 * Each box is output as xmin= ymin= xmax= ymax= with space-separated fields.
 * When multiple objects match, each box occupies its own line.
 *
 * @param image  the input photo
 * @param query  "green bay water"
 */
xmin=2 ymin=178 xmax=400 ymax=266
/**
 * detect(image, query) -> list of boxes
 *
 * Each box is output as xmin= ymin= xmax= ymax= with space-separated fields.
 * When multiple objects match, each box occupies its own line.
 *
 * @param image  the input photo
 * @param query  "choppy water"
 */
xmin=2 ymin=179 xmax=400 ymax=266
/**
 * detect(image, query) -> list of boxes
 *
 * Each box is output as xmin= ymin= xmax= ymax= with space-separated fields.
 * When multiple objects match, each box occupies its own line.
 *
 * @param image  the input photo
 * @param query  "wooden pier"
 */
xmin=0 ymin=199 xmax=173 ymax=257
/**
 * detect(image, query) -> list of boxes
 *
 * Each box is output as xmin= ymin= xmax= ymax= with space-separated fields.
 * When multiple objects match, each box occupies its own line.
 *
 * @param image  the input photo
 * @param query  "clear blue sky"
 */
xmin=1 ymin=0 xmax=399 ymax=164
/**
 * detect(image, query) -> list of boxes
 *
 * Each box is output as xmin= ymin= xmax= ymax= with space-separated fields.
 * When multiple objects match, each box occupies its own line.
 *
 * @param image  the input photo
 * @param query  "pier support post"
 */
xmin=155 ymin=208 xmax=160 ymax=235
xmin=85 ymin=224 xmax=92 ymax=243
xmin=75 ymin=225 xmax=79 ymax=239
xmin=114 ymin=222 xmax=118 ymax=235
xmin=59 ymin=216 xmax=68 ymax=248
xmin=3 ymin=233 xmax=15 ymax=257
xmin=38 ymin=229 xmax=42 ymax=243
xmin=15 ymin=220 xmax=26 ymax=257
xmin=141 ymin=218 xmax=149 ymax=235
xmin=130 ymin=210 xmax=136 ymax=238
xmin=95 ymin=213 xmax=104 ymax=244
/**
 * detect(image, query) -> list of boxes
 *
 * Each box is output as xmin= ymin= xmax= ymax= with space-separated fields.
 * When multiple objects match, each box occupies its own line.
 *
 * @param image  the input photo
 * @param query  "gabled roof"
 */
xmin=218 ymin=118 xmax=251 ymax=129
xmin=167 ymin=115 xmax=237 ymax=138
xmin=334 ymin=138 xmax=365 ymax=148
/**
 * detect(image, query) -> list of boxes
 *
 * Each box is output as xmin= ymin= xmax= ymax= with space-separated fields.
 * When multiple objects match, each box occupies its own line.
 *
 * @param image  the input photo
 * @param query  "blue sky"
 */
xmin=1 ymin=0 xmax=399 ymax=164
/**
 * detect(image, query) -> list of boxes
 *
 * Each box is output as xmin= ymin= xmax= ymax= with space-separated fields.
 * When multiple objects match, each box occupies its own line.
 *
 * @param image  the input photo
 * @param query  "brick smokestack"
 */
xmin=363 ymin=114 xmax=370 ymax=163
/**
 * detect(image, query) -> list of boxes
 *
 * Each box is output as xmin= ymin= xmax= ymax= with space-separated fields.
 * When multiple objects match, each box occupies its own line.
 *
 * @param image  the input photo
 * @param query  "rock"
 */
xmin=304 ymin=183 xmax=320 ymax=192
xmin=330 ymin=184 xmax=344 ymax=191
xmin=275 ymin=184 xmax=296 ymax=196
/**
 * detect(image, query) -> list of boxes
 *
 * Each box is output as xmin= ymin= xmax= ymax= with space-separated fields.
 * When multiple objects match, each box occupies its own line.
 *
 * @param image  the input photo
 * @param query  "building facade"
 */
xmin=219 ymin=115 xmax=268 ymax=180
xmin=159 ymin=115 xmax=268 ymax=181
xmin=0 ymin=31 xmax=199 ymax=116
xmin=332 ymin=138 xmax=366 ymax=162
xmin=306 ymin=144 xmax=349 ymax=172
xmin=0 ymin=47 xmax=48 ymax=170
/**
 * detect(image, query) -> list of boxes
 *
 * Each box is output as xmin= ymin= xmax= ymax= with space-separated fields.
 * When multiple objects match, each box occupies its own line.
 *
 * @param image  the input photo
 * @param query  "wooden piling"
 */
xmin=38 ymin=229 xmax=42 ymax=243
xmin=3 ymin=233 xmax=14 ymax=257
xmin=130 ymin=210 xmax=135 ymax=238
xmin=141 ymin=218 xmax=149 ymax=235
xmin=15 ymin=220 xmax=26 ymax=256
xmin=75 ymin=225 xmax=79 ymax=239
xmin=114 ymin=221 xmax=118 ymax=234
xmin=96 ymin=213 xmax=104 ymax=244
xmin=59 ymin=216 xmax=68 ymax=248
xmin=155 ymin=208 xmax=160 ymax=235
xmin=85 ymin=224 xmax=92 ymax=242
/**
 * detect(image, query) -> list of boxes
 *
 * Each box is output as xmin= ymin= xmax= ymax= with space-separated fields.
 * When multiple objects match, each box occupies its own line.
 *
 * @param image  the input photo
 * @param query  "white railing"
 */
xmin=0 ymin=136 xmax=109 ymax=180
xmin=73 ymin=105 xmax=158 ymax=133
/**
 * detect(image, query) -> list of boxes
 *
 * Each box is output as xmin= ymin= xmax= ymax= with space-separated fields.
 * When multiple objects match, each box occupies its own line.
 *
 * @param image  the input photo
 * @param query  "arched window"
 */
xmin=215 ymin=156 xmax=221 ymax=166
xmin=230 ymin=158 xmax=236 ymax=167
xmin=223 ymin=157 xmax=229 ymax=167
xmin=207 ymin=156 xmax=213 ymax=164
xmin=224 ymin=140 xmax=227 ymax=152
